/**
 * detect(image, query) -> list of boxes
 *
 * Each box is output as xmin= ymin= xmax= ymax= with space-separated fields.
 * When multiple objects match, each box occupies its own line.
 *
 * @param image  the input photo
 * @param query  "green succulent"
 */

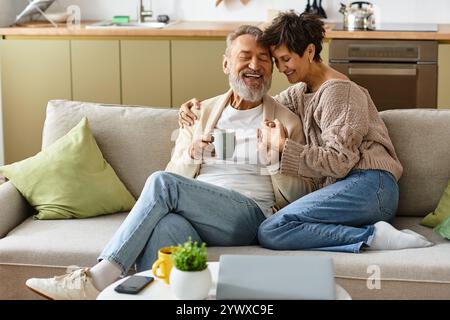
xmin=172 ymin=237 xmax=207 ymax=271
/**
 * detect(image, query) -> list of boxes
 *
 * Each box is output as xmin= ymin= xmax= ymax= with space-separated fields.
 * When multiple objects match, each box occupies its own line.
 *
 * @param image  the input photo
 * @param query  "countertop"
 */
xmin=1 ymin=20 xmax=450 ymax=40
xmin=0 ymin=21 xmax=258 ymax=37
xmin=326 ymin=24 xmax=450 ymax=41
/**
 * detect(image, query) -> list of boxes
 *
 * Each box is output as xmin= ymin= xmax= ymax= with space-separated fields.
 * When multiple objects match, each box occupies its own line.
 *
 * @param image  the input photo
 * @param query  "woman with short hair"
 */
xmin=179 ymin=12 xmax=433 ymax=252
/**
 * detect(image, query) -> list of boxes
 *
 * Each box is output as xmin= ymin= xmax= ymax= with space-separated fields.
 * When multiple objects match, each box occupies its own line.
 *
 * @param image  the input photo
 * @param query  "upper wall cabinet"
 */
xmin=438 ymin=43 xmax=450 ymax=108
xmin=0 ymin=40 xmax=71 ymax=164
xmin=71 ymin=40 xmax=121 ymax=104
xmin=171 ymin=40 xmax=228 ymax=107
xmin=121 ymin=40 xmax=171 ymax=108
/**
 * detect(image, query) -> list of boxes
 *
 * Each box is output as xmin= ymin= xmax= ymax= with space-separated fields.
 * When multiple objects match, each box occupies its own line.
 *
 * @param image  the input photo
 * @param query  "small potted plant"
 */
xmin=169 ymin=237 xmax=212 ymax=300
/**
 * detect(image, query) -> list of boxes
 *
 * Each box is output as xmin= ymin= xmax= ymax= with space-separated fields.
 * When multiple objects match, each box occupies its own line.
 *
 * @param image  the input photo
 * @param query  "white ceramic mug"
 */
xmin=212 ymin=129 xmax=235 ymax=160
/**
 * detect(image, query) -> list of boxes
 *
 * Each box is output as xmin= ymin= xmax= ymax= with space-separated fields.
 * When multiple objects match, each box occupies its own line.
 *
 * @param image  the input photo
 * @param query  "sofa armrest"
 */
xmin=0 ymin=181 xmax=33 ymax=238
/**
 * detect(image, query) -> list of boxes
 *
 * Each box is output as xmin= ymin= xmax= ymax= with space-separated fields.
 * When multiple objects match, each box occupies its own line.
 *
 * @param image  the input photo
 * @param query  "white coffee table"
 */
xmin=97 ymin=262 xmax=351 ymax=300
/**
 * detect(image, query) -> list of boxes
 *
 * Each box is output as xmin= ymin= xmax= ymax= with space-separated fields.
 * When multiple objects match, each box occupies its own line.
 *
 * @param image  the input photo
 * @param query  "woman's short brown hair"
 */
xmin=260 ymin=11 xmax=325 ymax=61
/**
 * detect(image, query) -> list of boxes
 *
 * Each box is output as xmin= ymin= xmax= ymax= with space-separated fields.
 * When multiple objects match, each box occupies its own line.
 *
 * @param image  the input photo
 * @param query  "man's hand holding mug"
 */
xmin=189 ymin=136 xmax=215 ymax=160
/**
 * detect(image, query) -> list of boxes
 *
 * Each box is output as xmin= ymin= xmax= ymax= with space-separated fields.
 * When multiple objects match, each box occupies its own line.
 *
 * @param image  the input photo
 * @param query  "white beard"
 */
xmin=228 ymin=69 xmax=272 ymax=103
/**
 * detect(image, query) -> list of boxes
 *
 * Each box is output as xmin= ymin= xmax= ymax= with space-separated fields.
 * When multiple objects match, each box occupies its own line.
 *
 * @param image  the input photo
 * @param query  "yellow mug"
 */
xmin=151 ymin=246 xmax=178 ymax=284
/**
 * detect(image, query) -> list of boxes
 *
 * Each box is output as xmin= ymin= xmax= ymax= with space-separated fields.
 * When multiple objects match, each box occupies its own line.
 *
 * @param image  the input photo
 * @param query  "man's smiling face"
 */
xmin=224 ymin=34 xmax=273 ymax=102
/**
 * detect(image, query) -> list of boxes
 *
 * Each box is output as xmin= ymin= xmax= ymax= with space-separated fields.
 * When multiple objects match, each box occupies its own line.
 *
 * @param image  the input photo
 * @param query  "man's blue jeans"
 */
xmin=98 ymin=171 xmax=266 ymax=274
xmin=258 ymin=169 xmax=399 ymax=253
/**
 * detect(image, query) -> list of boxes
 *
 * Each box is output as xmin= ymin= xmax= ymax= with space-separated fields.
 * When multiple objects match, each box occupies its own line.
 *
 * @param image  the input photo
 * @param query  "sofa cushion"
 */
xmin=1 ymin=216 xmax=449 ymax=299
xmin=380 ymin=109 xmax=450 ymax=217
xmin=42 ymin=100 xmax=179 ymax=199
xmin=0 ymin=215 xmax=447 ymax=282
xmin=0 ymin=213 xmax=128 ymax=267
xmin=0 ymin=118 xmax=136 ymax=220
xmin=207 ymin=217 xmax=450 ymax=283
xmin=208 ymin=217 xmax=450 ymax=300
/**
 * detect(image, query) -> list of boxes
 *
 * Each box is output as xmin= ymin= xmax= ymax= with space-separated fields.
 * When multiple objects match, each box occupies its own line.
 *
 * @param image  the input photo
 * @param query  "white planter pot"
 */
xmin=169 ymin=267 xmax=212 ymax=300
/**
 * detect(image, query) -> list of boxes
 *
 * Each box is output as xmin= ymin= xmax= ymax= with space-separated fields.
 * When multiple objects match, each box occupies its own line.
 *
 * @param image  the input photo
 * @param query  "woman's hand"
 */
xmin=259 ymin=119 xmax=288 ymax=152
xmin=178 ymin=98 xmax=202 ymax=128
xmin=189 ymin=137 xmax=215 ymax=160
xmin=257 ymin=119 xmax=288 ymax=165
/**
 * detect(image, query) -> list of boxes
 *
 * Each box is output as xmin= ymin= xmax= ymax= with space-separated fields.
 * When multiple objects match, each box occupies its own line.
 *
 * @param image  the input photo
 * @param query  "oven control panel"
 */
xmin=329 ymin=39 xmax=438 ymax=63
xmin=349 ymin=46 xmax=418 ymax=60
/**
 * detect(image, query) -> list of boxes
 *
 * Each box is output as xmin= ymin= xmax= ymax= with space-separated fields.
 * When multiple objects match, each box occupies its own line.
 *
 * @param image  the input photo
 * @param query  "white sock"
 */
xmin=367 ymin=221 xmax=434 ymax=250
xmin=401 ymin=229 xmax=428 ymax=241
xmin=89 ymin=259 xmax=122 ymax=291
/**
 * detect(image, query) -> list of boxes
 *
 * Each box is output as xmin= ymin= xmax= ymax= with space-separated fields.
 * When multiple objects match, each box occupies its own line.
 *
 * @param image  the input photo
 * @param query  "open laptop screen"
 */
xmin=216 ymin=255 xmax=336 ymax=300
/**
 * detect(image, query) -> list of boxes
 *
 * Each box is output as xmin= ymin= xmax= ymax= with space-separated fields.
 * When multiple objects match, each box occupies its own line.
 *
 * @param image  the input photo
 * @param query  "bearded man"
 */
xmin=25 ymin=25 xmax=315 ymax=300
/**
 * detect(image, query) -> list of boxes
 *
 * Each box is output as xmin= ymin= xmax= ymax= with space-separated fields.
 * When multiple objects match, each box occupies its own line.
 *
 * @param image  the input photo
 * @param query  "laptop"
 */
xmin=216 ymin=255 xmax=336 ymax=300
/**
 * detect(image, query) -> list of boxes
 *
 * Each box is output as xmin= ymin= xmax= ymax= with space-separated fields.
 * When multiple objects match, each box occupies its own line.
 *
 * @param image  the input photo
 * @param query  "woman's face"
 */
xmin=271 ymin=44 xmax=311 ymax=84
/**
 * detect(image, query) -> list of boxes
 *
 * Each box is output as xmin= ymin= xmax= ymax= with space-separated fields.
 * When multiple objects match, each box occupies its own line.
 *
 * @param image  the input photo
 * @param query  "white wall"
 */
xmin=48 ymin=0 xmax=450 ymax=24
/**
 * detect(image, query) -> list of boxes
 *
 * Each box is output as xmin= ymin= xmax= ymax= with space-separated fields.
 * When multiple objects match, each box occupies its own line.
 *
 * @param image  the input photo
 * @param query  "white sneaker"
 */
xmin=26 ymin=268 xmax=100 ymax=300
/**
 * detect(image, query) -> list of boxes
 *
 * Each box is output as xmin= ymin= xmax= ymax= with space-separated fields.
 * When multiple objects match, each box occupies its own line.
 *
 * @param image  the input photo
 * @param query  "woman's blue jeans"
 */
xmin=98 ymin=171 xmax=266 ymax=275
xmin=258 ymin=169 xmax=399 ymax=253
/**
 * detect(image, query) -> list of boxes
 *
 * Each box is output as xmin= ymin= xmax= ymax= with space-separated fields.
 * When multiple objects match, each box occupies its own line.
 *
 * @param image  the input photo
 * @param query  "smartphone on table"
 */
xmin=114 ymin=275 xmax=154 ymax=294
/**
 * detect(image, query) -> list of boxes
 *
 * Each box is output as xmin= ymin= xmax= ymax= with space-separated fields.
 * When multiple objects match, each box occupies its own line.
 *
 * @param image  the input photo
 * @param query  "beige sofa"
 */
xmin=0 ymin=100 xmax=449 ymax=300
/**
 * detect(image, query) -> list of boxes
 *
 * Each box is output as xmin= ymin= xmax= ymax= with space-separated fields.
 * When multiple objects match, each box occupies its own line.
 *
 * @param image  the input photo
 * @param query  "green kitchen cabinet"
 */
xmin=71 ymin=40 xmax=121 ymax=104
xmin=322 ymin=40 xmax=330 ymax=67
xmin=269 ymin=70 xmax=291 ymax=97
xmin=438 ymin=43 xmax=450 ymax=109
xmin=269 ymin=40 xmax=330 ymax=96
xmin=171 ymin=40 xmax=228 ymax=107
xmin=0 ymin=40 xmax=71 ymax=164
xmin=121 ymin=40 xmax=171 ymax=108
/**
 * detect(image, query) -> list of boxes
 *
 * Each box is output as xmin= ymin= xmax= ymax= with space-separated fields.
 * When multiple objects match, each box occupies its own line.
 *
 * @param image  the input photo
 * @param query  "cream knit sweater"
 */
xmin=274 ymin=79 xmax=403 ymax=186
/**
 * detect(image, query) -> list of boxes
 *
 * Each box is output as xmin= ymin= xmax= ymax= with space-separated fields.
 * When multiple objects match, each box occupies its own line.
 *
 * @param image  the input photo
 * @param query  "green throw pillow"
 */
xmin=0 ymin=117 xmax=136 ymax=219
xmin=421 ymin=179 xmax=450 ymax=227
xmin=434 ymin=217 xmax=450 ymax=240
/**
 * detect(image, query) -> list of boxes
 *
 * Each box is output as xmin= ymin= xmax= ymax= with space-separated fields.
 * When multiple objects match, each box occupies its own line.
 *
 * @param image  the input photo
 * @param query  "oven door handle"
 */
xmin=348 ymin=67 xmax=417 ymax=76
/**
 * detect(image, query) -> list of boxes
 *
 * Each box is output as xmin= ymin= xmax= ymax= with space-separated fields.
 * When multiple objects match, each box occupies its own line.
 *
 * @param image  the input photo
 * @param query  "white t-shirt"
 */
xmin=196 ymin=104 xmax=275 ymax=217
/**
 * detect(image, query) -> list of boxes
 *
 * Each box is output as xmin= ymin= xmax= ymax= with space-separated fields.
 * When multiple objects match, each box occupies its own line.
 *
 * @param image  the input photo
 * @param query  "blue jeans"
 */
xmin=258 ymin=169 xmax=399 ymax=253
xmin=98 ymin=171 xmax=266 ymax=275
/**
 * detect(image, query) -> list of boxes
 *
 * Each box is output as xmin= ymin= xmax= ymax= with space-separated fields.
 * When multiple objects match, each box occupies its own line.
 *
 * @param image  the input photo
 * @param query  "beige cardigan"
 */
xmin=275 ymin=80 xmax=403 ymax=184
xmin=166 ymin=89 xmax=316 ymax=211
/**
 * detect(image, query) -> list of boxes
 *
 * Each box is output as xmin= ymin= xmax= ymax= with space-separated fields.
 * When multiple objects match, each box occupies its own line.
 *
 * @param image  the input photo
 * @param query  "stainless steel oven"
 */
xmin=329 ymin=39 xmax=438 ymax=111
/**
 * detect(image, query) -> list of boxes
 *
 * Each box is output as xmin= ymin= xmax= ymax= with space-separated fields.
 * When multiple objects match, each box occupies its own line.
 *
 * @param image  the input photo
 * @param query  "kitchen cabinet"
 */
xmin=121 ymin=40 xmax=171 ymax=108
xmin=438 ymin=43 xmax=450 ymax=109
xmin=71 ymin=40 xmax=121 ymax=104
xmin=171 ymin=40 xmax=228 ymax=107
xmin=0 ymin=40 xmax=71 ymax=164
xmin=269 ymin=70 xmax=291 ymax=97
xmin=321 ymin=40 xmax=330 ymax=67
xmin=269 ymin=40 xmax=329 ymax=96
